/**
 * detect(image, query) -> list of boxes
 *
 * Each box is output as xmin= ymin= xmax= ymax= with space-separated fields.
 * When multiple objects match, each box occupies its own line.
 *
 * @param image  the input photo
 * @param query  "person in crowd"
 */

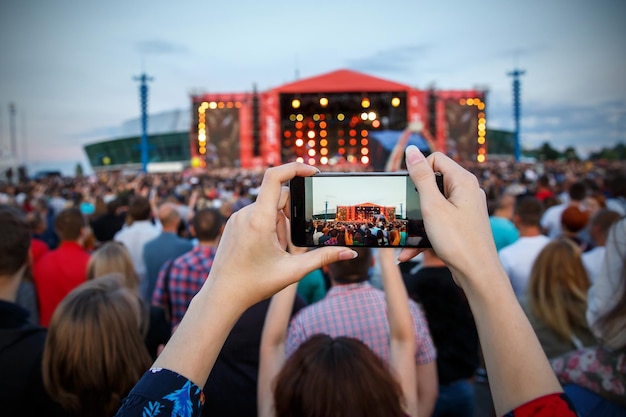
xmin=0 ymin=205 xmax=62 ymax=416
xmin=552 ymin=218 xmax=626 ymax=415
xmin=152 ymin=207 xmax=225 ymax=329
xmin=295 ymin=268 xmax=327 ymax=304
xmin=541 ymin=180 xmax=587 ymax=239
xmin=403 ymin=249 xmax=480 ymax=417
xmin=534 ymin=174 xmax=555 ymax=202
xmin=142 ymin=203 xmax=193 ymax=304
xmin=113 ymin=148 xmax=577 ymax=417
xmin=519 ymin=238 xmax=595 ymax=359
xmin=311 ymin=224 xmax=324 ymax=245
xmin=498 ymin=196 xmax=551 ymax=297
xmin=581 ymin=209 xmax=622 ymax=282
xmin=43 ymin=275 xmax=153 ymax=417
xmin=559 ymin=205 xmax=591 ymax=251
xmin=283 ymin=247 xmax=438 ymax=417
xmin=605 ymin=173 xmax=626 ymax=216
xmin=86 ymin=242 xmax=170 ymax=359
xmin=26 ymin=210 xmax=50 ymax=262
xmin=114 ymin=195 xmax=160 ymax=285
xmin=31 ymin=196 xmax=59 ymax=249
xmin=33 ymin=207 xmax=91 ymax=327
xmin=489 ymin=193 xmax=519 ymax=251
xmin=90 ymin=197 xmax=127 ymax=244
xmin=259 ymin=247 xmax=418 ymax=417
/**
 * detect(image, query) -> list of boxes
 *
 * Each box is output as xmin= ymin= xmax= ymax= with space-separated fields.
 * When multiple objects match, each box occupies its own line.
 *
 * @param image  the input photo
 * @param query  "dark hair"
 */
xmin=54 ymin=207 xmax=86 ymax=241
xmin=273 ymin=334 xmax=405 ymax=417
xmin=0 ymin=205 xmax=30 ymax=276
xmin=327 ymin=247 xmax=371 ymax=283
xmin=192 ymin=208 xmax=224 ymax=241
xmin=128 ymin=196 xmax=151 ymax=221
xmin=514 ymin=196 xmax=544 ymax=227
xmin=568 ymin=181 xmax=588 ymax=201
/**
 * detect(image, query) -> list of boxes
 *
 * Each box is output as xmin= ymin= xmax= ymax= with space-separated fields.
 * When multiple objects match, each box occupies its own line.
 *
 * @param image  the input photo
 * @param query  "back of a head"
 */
xmin=514 ymin=196 xmax=544 ymax=227
xmin=128 ymin=195 xmax=151 ymax=222
xmin=588 ymin=209 xmax=622 ymax=245
xmin=0 ymin=205 xmax=30 ymax=277
xmin=528 ymin=238 xmax=590 ymax=342
xmin=568 ymin=181 xmax=588 ymax=202
xmin=561 ymin=206 xmax=590 ymax=234
xmin=327 ymin=247 xmax=372 ymax=283
xmin=192 ymin=207 xmax=225 ymax=242
xmin=86 ymin=242 xmax=140 ymax=290
xmin=273 ymin=334 xmax=405 ymax=417
xmin=42 ymin=274 xmax=152 ymax=417
xmin=158 ymin=202 xmax=181 ymax=229
xmin=54 ymin=207 xmax=85 ymax=241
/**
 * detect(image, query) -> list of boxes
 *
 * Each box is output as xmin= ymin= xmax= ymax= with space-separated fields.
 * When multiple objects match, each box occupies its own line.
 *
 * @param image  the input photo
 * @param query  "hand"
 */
xmin=398 ymin=146 xmax=499 ymax=286
xmin=201 ymin=162 xmax=357 ymax=312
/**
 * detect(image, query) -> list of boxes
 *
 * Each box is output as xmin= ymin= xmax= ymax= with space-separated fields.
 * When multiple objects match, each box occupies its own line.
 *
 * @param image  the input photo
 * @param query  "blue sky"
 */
xmin=1 ymin=0 xmax=625 ymax=174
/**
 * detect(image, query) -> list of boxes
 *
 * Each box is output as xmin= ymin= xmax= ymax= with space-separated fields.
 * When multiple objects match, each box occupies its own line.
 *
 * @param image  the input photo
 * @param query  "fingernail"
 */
xmin=338 ymin=250 xmax=358 ymax=260
xmin=405 ymin=145 xmax=425 ymax=166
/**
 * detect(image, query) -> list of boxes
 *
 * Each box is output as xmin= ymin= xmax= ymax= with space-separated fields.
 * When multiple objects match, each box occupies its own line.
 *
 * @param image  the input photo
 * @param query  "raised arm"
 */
xmin=398 ymin=146 xmax=564 ymax=416
xmin=378 ymin=248 xmax=418 ymax=417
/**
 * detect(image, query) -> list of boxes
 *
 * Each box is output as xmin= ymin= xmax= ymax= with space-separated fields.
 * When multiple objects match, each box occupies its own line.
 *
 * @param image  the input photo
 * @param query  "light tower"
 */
xmin=508 ymin=69 xmax=525 ymax=162
xmin=134 ymin=73 xmax=153 ymax=172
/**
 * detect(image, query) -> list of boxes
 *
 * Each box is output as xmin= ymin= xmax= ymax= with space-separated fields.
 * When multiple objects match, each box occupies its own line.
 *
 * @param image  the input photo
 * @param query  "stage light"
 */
xmin=347 ymin=155 xmax=356 ymax=163
xmin=292 ymin=99 xmax=301 ymax=109
xmin=361 ymin=129 xmax=368 ymax=137
xmin=338 ymin=139 xmax=345 ymax=146
xmin=320 ymin=148 xmax=328 ymax=155
xmin=368 ymin=112 xmax=376 ymax=121
xmin=477 ymin=154 xmax=486 ymax=163
xmin=307 ymin=121 xmax=315 ymax=129
xmin=338 ymin=147 xmax=346 ymax=154
xmin=319 ymin=114 xmax=325 ymax=120
xmin=307 ymin=131 xmax=315 ymax=139
xmin=209 ymin=102 xmax=217 ymax=109
xmin=478 ymin=137 xmax=486 ymax=144
xmin=308 ymin=157 xmax=316 ymax=165
xmin=477 ymin=102 xmax=485 ymax=110
xmin=198 ymin=123 xmax=205 ymax=129
xmin=349 ymin=138 xmax=357 ymax=146
xmin=391 ymin=97 xmax=401 ymax=107
xmin=296 ymin=114 xmax=304 ymax=121
xmin=308 ymin=140 xmax=316 ymax=148
xmin=478 ymin=112 xmax=485 ymax=118
xmin=199 ymin=147 xmax=206 ymax=155
xmin=198 ymin=107 xmax=205 ymax=114
xmin=361 ymin=112 xmax=368 ymax=121
xmin=320 ymin=97 xmax=329 ymax=107
xmin=284 ymin=139 xmax=291 ymax=147
xmin=320 ymin=156 xmax=329 ymax=165
xmin=361 ymin=98 xmax=370 ymax=108
xmin=320 ymin=130 xmax=327 ymax=138
xmin=459 ymin=99 xmax=466 ymax=105
xmin=361 ymin=156 xmax=369 ymax=164
xmin=313 ymin=114 xmax=320 ymax=121
xmin=290 ymin=114 xmax=297 ymax=122
xmin=467 ymin=98 xmax=475 ymax=106
xmin=201 ymin=102 xmax=209 ymax=108
xmin=308 ymin=149 xmax=316 ymax=157
xmin=478 ymin=148 xmax=486 ymax=155
xmin=227 ymin=102 xmax=233 ymax=108
xmin=372 ymin=120 xmax=381 ymax=128
xmin=320 ymin=139 xmax=328 ymax=147
xmin=361 ymin=138 xmax=368 ymax=146
xmin=349 ymin=129 xmax=356 ymax=137
xmin=284 ymin=131 xmax=292 ymax=138
xmin=295 ymin=139 xmax=304 ymax=147
xmin=361 ymin=148 xmax=369 ymax=155
xmin=295 ymin=121 xmax=303 ymax=129
xmin=320 ymin=121 xmax=327 ymax=129
xmin=479 ymin=117 xmax=486 ymax=124
xmin=218 ymin=102 xmax=225 ymax=109
xmin=337 ymin=113 xmax=345 ymax=121
xmin=479 ymin=130 xmax=486 ymax=137
xmin=235 ymin=101 xmax=242 ymax=108
xmin=296 ymin=157 xmax=304 ymax=163
xmin=295 ymin=131 xmax=303 ymax=138
xmin=478 ymin=123 xmax=486 ymax=130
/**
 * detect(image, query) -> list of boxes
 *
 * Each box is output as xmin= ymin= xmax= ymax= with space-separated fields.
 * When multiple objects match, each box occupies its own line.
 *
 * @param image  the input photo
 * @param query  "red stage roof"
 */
xmin=272 ymin=69 xmax=412 ymax=94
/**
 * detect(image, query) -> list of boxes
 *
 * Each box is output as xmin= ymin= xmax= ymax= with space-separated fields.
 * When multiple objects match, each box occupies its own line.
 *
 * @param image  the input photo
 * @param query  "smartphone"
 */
xmin=289 ymin=172 xmax=444 ymax=248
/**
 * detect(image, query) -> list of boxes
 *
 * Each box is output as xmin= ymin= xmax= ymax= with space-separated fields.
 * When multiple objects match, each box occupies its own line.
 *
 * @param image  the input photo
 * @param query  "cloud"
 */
xmin=135 ymin=39 xmax=189 ymax=55
xmin=346 ymin=43 xmax=432 ymax=74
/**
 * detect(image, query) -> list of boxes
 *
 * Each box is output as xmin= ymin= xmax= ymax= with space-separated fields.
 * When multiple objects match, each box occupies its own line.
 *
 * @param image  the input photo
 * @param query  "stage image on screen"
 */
xmin=303 ymin=175 xmax=430 ymax=247
xmin=444 ymin=99 xmax=479 ymax=162
xmin=204 ymin=107 xmax=241 ymax=168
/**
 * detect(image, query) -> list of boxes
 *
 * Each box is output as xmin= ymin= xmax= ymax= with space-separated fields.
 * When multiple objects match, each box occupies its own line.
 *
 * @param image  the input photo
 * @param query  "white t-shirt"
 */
xmin=540 ymin=203 xmax=567 ymax=239
xmin=581 ymin=246 xmax=606 ymax=284
xmin=498 ymin=235 xmax=552 ymax=297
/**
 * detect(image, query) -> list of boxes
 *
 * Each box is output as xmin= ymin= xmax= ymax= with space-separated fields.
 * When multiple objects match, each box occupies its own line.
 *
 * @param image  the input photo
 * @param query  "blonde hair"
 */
xmin=42 ymin=275 xmax=152 ymax=417
xmin=87 ymin=242 xmax=140 ymax=291
xmin=528 ymin=238 xmax=590 ymax=343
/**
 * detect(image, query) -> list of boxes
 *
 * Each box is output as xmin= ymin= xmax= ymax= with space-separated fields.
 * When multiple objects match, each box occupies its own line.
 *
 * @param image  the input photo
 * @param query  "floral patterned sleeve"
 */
xmin=114 ymin=368 xmax=205 ymax=417
xmin=502 ymin=393 xmax=577 ymax=417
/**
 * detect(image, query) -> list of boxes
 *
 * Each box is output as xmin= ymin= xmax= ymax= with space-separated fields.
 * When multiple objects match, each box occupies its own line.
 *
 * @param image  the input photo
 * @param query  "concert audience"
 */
xmin=498 ymin=196 xmax=551 ymax=297
xmin=519 ymin=238 xmax=595 ymax=359
xmin=540 ymin=180 xmax=588 ymax=239
xmin=552 ymin=218 xmax=626 ymax=415
xmin=32 ymin=206 xmax=91 ymax=326
xmin=581 ymin=209 xmax=622 ymax=282
xmin=43 ymin=275 xmax=152 ymax=417
xmin=488 ymin=193 xmax=519 ymax=251
xmin=0 ymin=205 xmax=62 ymax=416
xmin=283 ymin=247 xmax=438 ymax=416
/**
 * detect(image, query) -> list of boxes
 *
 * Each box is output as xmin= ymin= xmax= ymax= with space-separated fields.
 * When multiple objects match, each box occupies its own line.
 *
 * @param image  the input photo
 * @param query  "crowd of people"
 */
xmin=0 ymin=152 xmax=625 ymax=417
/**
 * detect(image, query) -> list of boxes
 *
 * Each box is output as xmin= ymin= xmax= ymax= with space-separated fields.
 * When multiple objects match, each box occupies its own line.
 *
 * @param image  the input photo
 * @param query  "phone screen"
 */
xmin=290 ymin=172 xmax=441 ymax=248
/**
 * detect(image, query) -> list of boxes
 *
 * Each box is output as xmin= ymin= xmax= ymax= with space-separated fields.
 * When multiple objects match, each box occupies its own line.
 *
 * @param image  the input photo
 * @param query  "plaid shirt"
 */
xmin=152 ymin=245 xmax=217 ymax=328
xmin=285 ymin=282 xmax=436 ymax=365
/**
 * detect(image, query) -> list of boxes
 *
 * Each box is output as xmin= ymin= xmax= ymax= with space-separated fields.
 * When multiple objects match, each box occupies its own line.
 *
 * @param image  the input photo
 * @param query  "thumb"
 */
xmin=287 ymin=247 xmax=357 ymax=281
xmin=405 ymin=145 xmax=440 ymax=206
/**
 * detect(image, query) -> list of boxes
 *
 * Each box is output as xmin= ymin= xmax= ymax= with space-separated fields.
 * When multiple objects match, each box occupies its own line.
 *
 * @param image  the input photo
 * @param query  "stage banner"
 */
xmin=261 ymin=91 xmax=281 ymax=166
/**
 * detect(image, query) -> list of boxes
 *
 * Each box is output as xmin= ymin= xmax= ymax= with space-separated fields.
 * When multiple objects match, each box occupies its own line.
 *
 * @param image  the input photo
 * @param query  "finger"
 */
xmin=286 ymin=246 xmax=358 ymax=280
xmin=256 ymin=163 xmax=318 ymax=214
xmin=404 ymin=146 xmax=443 ymax=209
xmin=397 ymin=247 xmax=424 ymax=263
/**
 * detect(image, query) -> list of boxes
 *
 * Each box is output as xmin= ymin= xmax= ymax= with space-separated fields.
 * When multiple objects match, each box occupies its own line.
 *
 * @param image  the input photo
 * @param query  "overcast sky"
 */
xmin=1 ymin=0 xmax=625 ymax=174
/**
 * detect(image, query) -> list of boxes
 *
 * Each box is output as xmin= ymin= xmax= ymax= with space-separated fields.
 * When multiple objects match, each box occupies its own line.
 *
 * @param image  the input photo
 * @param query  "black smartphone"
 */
xmin=289 ymin=172 xmax=444 ymax=248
